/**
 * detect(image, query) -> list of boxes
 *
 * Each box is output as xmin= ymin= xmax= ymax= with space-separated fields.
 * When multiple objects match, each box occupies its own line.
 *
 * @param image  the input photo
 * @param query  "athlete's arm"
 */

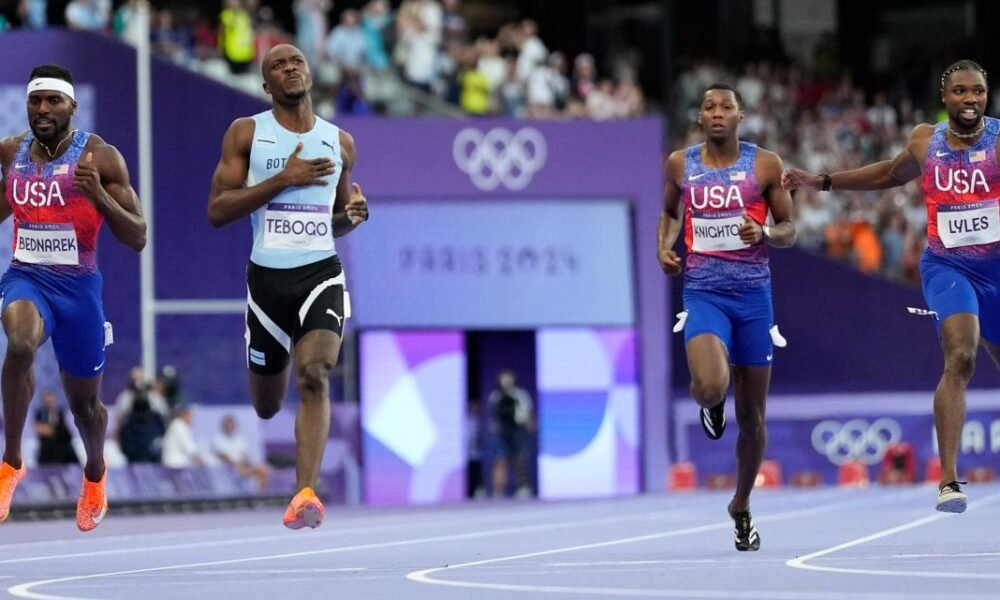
xmin=755 ymin=150 xmax=795 ymax=248
xmin=782 ymin=124 xmax=929 ymax=192
xmin=657 ymin=151 xmax=684 ymax=275
xmin=207 ymin=118 xmax=335 ymax=228
xmin=75 ymin=139 xmax=147 ymax=252
xmin=332 ymin=130 xmax=368 ymax=237
xmin=0 ymin=136 xmax=19 ymax=224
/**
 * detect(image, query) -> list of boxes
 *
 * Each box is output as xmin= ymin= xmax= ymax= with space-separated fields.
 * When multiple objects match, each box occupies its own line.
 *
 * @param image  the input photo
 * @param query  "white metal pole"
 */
xmin=137 ymin=0 xmax=156 ymax=378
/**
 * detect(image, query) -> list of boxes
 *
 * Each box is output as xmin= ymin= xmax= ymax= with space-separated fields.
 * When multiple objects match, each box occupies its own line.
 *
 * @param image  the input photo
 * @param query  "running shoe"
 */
xmin=0 ymin=461 xmax=27 ymax=523
xmin=936 ymin=481 xmax=968 ymax=513
xmin=700 ymin=400 xmax=727 ymax=440
xmin=283 ymin=487 xmax=325 ymax=530
xmin=729 ymin=506 xmax=760 ymax=551
xmin=77 ymin=470 xmax=108 ymax=532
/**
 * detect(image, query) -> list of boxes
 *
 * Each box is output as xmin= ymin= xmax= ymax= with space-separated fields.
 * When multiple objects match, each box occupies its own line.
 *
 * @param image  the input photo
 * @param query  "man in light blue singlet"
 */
xmin=208 ymin=44 xmax=368 ymax=529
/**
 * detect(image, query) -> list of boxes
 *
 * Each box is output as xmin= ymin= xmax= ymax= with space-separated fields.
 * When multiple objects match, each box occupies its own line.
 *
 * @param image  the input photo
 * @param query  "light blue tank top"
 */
xmin=247 ymin=110 xmax=343 ymax=269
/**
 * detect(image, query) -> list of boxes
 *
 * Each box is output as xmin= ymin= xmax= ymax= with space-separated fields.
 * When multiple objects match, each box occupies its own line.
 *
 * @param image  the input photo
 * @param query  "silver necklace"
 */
xmin=38 ymin=129 xmax=75 ymax=158
xmin=948 ymin=120 xmax=985 ymax=139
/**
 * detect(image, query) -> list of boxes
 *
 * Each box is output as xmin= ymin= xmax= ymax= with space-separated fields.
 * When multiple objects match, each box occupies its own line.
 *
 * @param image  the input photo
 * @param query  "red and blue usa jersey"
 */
xmin=681 ymin=142 xmax=770 ymax=289
xmin=922 ymin=117 xmax=1000 ymax=262
xmin=4 ymin=131 xmax=103 ymax=275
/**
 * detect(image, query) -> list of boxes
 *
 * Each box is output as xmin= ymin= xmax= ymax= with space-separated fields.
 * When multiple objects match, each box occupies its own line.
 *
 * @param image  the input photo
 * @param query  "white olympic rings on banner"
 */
xmin=810 ymin=418 xmax=902 ymax=465
xmin=452 ymin=127 xmax=547 ymax=191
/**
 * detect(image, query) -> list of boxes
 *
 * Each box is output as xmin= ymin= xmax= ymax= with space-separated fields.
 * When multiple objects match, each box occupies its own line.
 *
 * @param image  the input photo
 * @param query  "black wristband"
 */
xmin=820 ymin=174 xmax=832 ymax=192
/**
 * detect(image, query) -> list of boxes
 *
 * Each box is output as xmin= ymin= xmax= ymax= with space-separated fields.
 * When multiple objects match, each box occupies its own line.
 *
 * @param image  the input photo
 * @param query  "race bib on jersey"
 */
xmin=691 ymin=210 xmax=750 ymax=252
xmin=262 ymin=203 xmax=334 ymax=251
xmin=14 ymin=222 xmax=79 ymax=265
xmin=937 ymin=200 xmax=1000 ymax=248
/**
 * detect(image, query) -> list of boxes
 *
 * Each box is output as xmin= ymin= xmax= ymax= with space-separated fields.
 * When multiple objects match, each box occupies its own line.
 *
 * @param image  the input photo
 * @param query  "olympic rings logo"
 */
xmin=810 ymin=418 xmax=902 ymax=465
xmin=452 ymin=127 xmax=547 ymax=191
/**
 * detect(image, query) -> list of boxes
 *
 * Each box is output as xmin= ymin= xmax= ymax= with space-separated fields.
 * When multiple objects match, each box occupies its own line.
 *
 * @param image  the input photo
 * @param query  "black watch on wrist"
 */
xmin=820 ymin=174 xmax=832 ymax=191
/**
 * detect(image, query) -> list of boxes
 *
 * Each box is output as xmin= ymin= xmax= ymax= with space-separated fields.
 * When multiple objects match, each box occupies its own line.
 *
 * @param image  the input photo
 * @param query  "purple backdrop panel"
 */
xmin=154 ymin=314 xmax=248 ymax=405
xmin=348 ymin=199 xmax=635 ymax=328
xmin=360 ymin=331 xmax=466 ymax=505
xmin=536 ymin=328 xmax=639 ymax=498
xmin=674 ymin=391 xmax=1000 ymax=485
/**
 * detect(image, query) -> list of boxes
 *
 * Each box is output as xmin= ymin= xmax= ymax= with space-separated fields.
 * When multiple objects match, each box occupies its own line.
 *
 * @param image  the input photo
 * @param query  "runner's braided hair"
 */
xmin=940 ymin=60 xmax=988 ymax=91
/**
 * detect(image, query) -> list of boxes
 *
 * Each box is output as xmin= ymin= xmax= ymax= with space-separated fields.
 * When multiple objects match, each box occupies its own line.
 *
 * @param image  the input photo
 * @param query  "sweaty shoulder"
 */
xmin=903 ymin=123 xmax=936 ymax=165
xmin=908 ymin=123 xmax=935 ymax=148
xmin=0 ymin=133 xmax=28 ymax=168
xmin=228 ymin=117 xmax=256 ymax=143
xmin=665 ymin=149 xmax=686 ymax=184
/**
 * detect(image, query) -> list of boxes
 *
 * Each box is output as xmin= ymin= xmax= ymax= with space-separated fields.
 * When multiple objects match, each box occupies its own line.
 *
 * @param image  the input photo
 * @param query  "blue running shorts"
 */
xmin=682 ymin=286 xmax=774 ymax=366
xmin=920 ymin=252 xmax=1000 ymax=344
xmin=0 ymin=266 xmax=109 ymax=378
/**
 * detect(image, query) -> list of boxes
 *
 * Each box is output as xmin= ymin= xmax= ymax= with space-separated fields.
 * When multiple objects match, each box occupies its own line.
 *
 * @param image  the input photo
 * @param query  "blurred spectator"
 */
xmin=396 ymin=0 xmax=442 ymax=92
xmin=18 ymin=0 xmax=47 ymax=29
xmin=458 ymin=46 xmax=490 ymax=116
xmin=525 ymin=51 xmax=569 ymax=118
xmin=151 ymin=9 xmax=192 ymax=66
xmin=33 ymin=390 xmax=78 ymax=465
xmin=361 ymin=0 xmax=392 ymax=72
xmin=441 ymin=0 xmax=466 ymax=45
xmin=336 ymin=70 xmax=371 ymax=115
xmin=254 ymin=7 xmax=292 ymax=65
xmin=162 ymin=404 xmax=203 ymax=468
xmin=192 ymin=14 xmax=220 ymax=61
xmin=112 ymin=0 xmax=141 ymax=46
xmin=212 ymin=414 xmax=269 ymax=491
xmin=115 ymin=366 xmax=168 ymax=463
xmin=571 ymin=53 xmax=597 ymax=102
xmin=514 ymin=19 xmax=547 ymax=82
xmin=465 ymin=399 xmax=485 ymax=498
xmin=488 ymin=369 xmax=534 ymax=498
xmin=325 ymin=8 xmax=368 ymax=74
xmin=156 ymin=365 xmax=182 ymax=410
xmin=219 ymin=0 xmax=255 ymax=74
xmin=294 ymin=0 xmax=330 ymax=67
xmin=65 ymin=0 xmax=110 ymax=31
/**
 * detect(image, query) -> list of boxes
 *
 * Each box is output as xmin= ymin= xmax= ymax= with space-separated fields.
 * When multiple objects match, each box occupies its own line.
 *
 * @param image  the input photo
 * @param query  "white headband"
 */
xmin=27 ymin=77 xmax=75 ymax=101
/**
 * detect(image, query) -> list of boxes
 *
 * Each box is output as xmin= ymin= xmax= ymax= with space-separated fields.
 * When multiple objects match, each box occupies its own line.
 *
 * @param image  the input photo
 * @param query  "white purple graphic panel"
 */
xmin=537 ymin=328 xmax=639 ymax=499
xmin=361 ymin=331 xmax=466 ymax=505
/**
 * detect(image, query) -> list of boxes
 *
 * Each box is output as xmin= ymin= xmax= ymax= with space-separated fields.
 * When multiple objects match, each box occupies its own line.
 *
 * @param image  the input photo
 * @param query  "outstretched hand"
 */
xmin=281 ymin=142 xmax=336 ymax=187
xmin=781 ymin=168 xmax=820 ymax=191
xmin=346 ymin=182 xmax=368 ymax=224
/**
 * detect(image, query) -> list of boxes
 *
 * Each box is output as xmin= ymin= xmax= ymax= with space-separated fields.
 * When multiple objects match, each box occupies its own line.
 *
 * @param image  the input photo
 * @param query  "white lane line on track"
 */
xmin=0 ymin=486 xmax=854 ymax=566
xmin=5 ymin=501 xmax=737 ymax=600
xmin=0 ymin=490 xmax=740 ymax=554
xmin=0 ymin=510 xmax=671 ymax=565
xmin=785 ymin=491 xmax=1000 ymax=580
xmin=404 ymin=488 xmax=954 ymax=600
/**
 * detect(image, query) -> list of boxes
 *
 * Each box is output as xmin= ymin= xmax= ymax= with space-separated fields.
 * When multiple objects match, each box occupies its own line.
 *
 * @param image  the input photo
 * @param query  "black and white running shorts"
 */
xmin=245 ymin=256 xmax=349 ymax=375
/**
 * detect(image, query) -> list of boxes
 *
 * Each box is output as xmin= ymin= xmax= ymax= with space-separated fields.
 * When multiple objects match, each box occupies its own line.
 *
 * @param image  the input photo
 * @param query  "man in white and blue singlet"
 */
xmin=208 ymin=44 xmax=368 ymax=529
